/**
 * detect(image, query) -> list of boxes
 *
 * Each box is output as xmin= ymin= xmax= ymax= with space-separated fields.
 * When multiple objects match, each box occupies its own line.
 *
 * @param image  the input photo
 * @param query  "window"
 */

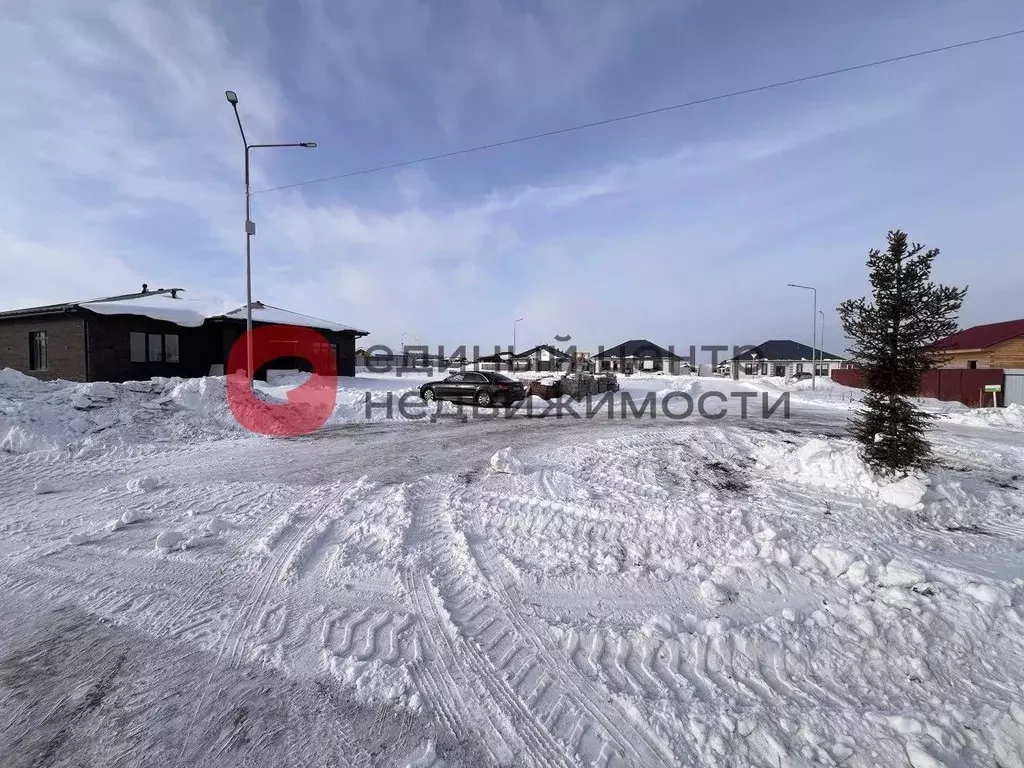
xmin=744 ymin=363 xmax=754 ymax=375
xmin=165 ymin=334 xmax=180 ymax=363
xmin=148 ymin=334 xmax=163 ymax=362
xmin=466 ymin=373 xmax=487 ymax=383
xmin=967 ymin=360 xmax=977 ymax=369
xmin=447 ymin=373 xmax=465 ymax=382
xmin=28 ymin=331 xmax=48 ymax=371
xmin=760 ymin=362 xmax=768 ymax=375
xmin=131 ymin=331 xmax=180 ymax=363
xmin=796 ymin=363 xmax=804 ymax=373
xmin=130 ymin=332 xmax=147 ymax=362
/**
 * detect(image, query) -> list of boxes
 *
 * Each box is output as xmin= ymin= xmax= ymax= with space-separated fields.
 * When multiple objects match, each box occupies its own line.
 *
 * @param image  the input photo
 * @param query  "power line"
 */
xmin=252 ymin=27 xmax=1024 ymax=196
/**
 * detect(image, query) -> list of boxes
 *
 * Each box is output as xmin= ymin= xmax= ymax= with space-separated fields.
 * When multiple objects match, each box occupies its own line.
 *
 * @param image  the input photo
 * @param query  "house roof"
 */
xmin=934 ymin=319 xmax=1024 ymax=351
xmin=592 ymin=339 xmax=681 ymax=359
xmin=725 ymin=340 xmax=846 ymax=363
xmin=214 ymin=302 xmax=368 ymax=334
xmin=474 ymin=351 xmax=515 ymax=363
xmin=515 ymin=344 xmax=570 ymax=359
xmin=0 ymin=288 xmax=179 ymax=319
xmin=0 ymin=289 xmax=368 ymax=335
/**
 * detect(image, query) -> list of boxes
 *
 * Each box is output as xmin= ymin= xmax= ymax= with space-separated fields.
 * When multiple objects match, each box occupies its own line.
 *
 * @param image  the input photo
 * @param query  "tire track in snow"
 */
xmin=403 ymin=482 xmax=579 ymax=768
xmin=179 ymin=478 xmax=375 ymax=763
xmin=447 ymin=487 xmax=679 ymax=767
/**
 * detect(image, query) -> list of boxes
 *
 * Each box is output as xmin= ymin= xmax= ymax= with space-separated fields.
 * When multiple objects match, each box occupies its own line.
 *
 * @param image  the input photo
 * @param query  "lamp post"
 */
xmin=225 ymin=90 xmax=317 ymax=380
xmin=819 ymin=309 xmax=826 ymax=378
xmin=513 ymin=317 xmax=524 ymax=352
xmin=787 ymin=283 xmax=817 ymax=390
xmin=400 ymin=332 xmax=407 ymax=367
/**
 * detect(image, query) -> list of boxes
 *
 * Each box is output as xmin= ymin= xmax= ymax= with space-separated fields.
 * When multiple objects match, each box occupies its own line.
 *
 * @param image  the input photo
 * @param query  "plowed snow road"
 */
xmin=3 ymin=393 xmax=1024 ymax=767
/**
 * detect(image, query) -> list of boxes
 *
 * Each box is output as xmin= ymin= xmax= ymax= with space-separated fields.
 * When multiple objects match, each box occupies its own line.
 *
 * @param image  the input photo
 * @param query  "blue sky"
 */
xmin=1 ymin=0 xmax=1023 ymax=358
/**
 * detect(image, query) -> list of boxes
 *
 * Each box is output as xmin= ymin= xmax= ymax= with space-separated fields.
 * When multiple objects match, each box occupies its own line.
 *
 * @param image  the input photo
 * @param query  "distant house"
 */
xmin=934 ymin=319 xmax=1024 ymax=369
xmin=0 ymin=286 xmax=368 ymax=382
xmin=471 ymin=350 xmax=516 ymax=371
xmin=513 ymin=344 xmax=572 ymax=372
xmin=718 ymin=340 xmax=847 ymax=379
xmin=592 ymin=339 xmax=687 ymax=374
xmin=470 ymin=344 xmax=573 ymax=373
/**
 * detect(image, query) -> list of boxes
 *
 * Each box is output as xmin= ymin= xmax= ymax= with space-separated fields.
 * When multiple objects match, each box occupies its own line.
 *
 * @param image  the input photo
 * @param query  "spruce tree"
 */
xmin=838 ymin=230 xmax=967 ymax=475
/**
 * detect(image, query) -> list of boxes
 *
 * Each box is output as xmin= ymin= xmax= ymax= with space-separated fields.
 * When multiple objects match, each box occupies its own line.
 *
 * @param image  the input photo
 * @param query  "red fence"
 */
xmin=830 ymin=368 xmax=1004 ymax=407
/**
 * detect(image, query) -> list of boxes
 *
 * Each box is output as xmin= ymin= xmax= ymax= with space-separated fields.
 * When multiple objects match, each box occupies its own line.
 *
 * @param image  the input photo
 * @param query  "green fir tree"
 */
xmin=838 ymin=230 xmax=967 ymax=475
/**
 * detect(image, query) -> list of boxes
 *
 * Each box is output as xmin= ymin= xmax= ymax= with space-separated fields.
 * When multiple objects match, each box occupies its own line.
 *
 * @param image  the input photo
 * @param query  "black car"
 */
xmin=419 ymin=371 xmax=526 ymax=407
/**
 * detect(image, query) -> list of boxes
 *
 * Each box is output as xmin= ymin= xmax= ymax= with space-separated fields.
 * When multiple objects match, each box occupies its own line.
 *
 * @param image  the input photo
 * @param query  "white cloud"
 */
xmin=1 ymin=0 xmax=1015 ymax=357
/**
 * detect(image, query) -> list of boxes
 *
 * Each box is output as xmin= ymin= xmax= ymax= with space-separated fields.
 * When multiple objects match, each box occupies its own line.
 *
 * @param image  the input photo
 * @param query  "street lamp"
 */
xmin=819 ymin=310 xmax=826 ymax=377
xmin=513 ymin=317 xmax=524 ymax=352
xmin=787 ymin=283 xmax=818 ymax=390
xmin=225 ymin=90 xmax=317 ymax=379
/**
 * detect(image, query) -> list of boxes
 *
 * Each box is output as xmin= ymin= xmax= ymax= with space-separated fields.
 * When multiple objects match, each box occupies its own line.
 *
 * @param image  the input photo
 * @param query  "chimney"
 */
xmin=141 ymin=283 xmax=148 ymax=294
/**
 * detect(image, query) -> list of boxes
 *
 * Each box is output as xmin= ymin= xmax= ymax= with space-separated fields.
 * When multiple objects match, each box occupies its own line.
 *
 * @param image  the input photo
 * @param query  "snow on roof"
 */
xmin=79 ymin=291 xmax=367 ymax=334
xmin=218 ymin=304 xmax=368 ymax=334
xmin=80 ymin=292 xmax=232 ymax=327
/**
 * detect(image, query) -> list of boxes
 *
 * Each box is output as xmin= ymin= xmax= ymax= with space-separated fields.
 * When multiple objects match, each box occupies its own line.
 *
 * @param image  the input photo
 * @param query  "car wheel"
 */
xmin=475 ymin=390 xmax=492 ymax=407
xmin=423 ymin=388 xmax=435 ymax=402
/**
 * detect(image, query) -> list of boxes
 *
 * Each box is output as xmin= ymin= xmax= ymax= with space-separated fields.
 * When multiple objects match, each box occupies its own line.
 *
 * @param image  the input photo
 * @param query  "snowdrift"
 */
xmin=0 ymin=368 xmax=446 ymax=455
xmin=755 ymin=437 xmax=929 ymax=510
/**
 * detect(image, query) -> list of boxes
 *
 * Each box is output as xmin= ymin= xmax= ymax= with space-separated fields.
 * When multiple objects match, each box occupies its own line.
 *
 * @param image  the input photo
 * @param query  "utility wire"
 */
xmin=252 ymin=27 xmax=1024 ymax=195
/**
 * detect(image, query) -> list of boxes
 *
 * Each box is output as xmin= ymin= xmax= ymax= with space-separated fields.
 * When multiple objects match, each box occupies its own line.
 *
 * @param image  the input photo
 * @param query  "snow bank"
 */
xmin=0 ymin=368 xmax=460 ymax=455
xmin=940 ymin=403 xmax=1024 ymax=431
xmin=755 ymin=438 xmax=929 ymax=510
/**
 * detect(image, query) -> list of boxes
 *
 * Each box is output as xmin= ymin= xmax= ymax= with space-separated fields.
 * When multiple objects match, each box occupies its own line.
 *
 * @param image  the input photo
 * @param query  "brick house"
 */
xmin=934 ymin=319 xmax=1024 ymax=369
xmin=0 ymin=286 xmax=368 ymax=382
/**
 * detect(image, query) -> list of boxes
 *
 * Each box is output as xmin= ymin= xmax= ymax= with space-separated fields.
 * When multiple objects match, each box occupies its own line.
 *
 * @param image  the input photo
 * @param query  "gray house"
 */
xmin=718 ymin=340 xmax=848 ymax=379
xmin=593 ymin=339 xmax=688 ymax=374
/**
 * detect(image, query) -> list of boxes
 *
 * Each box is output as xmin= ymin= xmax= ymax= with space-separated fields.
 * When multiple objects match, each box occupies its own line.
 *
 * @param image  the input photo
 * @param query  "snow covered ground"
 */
xmin=2 ymin=369 xmax=1024 ymax=766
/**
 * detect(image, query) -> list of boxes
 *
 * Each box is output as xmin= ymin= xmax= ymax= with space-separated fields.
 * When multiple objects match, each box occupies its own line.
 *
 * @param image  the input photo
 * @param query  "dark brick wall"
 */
xmin=1 ymin=312 xmax=362 ymax=383
xmin=336 ymin=333 xmax=356 ymax=377
xmin=85 ymin=314 xmax=214 ymax=382
xmin=217 ymin=323 xmax=358 ymax=378
xmin=0 ymin=315 xmax=87 ymax=381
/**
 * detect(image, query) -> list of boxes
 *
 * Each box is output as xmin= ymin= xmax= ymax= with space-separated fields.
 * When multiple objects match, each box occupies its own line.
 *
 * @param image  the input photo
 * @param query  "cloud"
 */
xmin=2 ymin=0 xmax=1020 ymax=359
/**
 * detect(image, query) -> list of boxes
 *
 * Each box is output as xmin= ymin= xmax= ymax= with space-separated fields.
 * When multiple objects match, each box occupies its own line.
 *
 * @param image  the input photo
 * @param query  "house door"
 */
xmin=1004 ymin=369 xmax=1024 ymax=406
xmin=774 ymin=365 xmax=785 ymax=377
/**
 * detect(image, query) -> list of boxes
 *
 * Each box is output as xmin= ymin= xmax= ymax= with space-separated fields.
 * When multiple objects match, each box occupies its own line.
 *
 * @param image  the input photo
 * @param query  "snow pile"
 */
xmin=755 ymin=438 xmax=929 ymax=510
xmin=879 ymin=475 xmax=929 ymax=509
xmin=154 ymin=530 xmax=186 ymax=553
xmin=127 ymin=476 xmax=161 ymax=493
xmin=0 ymin=368 xmax=462 ymax=455
xmin=490 ymin=446 xmax=524 ymax=474
xmin=940 ymin=403 xmax=1024 ymax=431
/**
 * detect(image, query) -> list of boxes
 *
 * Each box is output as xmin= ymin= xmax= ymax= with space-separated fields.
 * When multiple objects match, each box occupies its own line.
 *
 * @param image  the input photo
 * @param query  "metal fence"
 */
xmin=831 ymin=368 xmax=1005 ymax=407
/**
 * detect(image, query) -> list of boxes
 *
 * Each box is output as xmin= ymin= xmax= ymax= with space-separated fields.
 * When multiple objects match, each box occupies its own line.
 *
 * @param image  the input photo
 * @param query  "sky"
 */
xmin=1 ymin=0 xmax=1023 ymax=359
